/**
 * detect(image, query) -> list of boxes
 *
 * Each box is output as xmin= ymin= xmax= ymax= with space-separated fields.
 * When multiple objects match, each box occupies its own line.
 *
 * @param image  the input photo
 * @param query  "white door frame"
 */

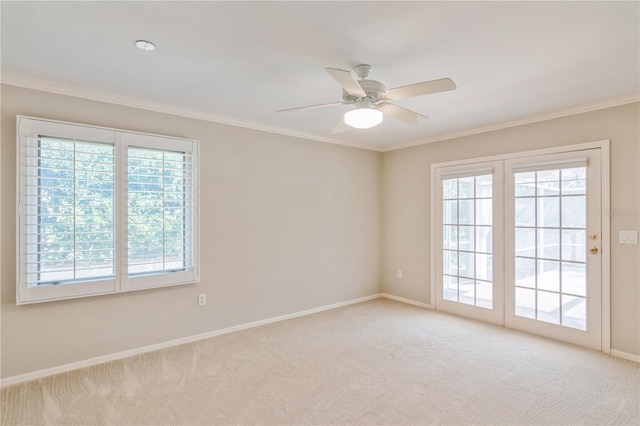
xmin=430 ymin=140 xmax=610 ymax=353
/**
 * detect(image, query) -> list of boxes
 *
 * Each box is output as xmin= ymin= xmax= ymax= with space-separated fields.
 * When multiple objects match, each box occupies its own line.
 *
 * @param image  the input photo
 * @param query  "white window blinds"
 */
xmin=17 ymin=116 xmax=199 ymax=304
xmin=127 ymin=147 xmax=195 ymax=276
xmin=26 ymin=136 xmax=116 ymax=285
xmin=510 ymin=158 xmax=588 ymax=173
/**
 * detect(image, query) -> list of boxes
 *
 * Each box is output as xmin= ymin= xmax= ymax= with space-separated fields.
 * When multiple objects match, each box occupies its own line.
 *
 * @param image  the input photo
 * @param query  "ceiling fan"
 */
xmin=277 ymin=64 xmax=456 ymax=133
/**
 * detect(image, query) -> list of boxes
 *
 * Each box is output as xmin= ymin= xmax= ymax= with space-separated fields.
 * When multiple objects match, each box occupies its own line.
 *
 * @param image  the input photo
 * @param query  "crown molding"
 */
xmin=379 ymin=93 xmax=640 ymax=152
xmin=0 ymin=73 xmax=379 ymax=152
xmin=3 ymin=73 xmax=637 ymax=154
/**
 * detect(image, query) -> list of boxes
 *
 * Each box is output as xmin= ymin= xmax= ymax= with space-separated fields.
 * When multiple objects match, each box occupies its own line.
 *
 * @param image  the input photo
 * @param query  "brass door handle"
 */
xmin=589 ymin=246 xmax=598 ymax=254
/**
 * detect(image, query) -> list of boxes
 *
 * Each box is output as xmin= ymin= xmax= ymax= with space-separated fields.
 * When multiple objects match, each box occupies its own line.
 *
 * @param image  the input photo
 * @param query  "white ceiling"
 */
xmin=2 ymin=1 xmax=639 ymax=151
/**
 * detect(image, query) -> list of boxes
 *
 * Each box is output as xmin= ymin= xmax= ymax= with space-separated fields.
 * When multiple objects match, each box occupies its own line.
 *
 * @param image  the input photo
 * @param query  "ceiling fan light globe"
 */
xmin=344 ymin=107 xmax=383 ymax=129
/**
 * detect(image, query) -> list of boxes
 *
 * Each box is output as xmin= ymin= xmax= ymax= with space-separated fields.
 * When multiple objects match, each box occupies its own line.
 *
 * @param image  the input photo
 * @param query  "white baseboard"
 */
xmin=0 ymin=293 xmax=382 ymax=388
xmin=610 ymin=349 xmax=640 ymax=363
xmin=4 ymin=292 xmax=630 ymax=386
xmin=380 ymin=293 xmax=433 ymax=310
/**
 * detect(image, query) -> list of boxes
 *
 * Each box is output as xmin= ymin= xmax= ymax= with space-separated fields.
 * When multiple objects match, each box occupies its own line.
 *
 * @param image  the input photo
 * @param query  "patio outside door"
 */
xmin=434 ymin=161 xmax=504 ymax=326
xmin=435 ymin=146 xmax=604 ymax=350
xmin=505 ymin=149 xmax=602 ymax=350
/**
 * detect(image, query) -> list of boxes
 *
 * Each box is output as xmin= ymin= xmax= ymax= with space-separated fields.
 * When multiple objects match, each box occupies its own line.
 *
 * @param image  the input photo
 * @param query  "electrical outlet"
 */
xmin=396 ymin=269 xmax=403 ymax=279
xmin=198 ymin=293 xmax=207 ymax=306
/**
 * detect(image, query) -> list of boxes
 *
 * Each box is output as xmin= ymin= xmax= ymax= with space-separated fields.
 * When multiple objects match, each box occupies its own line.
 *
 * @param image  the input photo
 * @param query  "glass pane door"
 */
xmin=442 ymin=174 xmax=494 ymax=308
xmin=513 ymin=167 xmax=587 ymax=329
xmin=505 ymin=150 xmax=602 ymax=350
xmin=435 ymin=162 xmax=504 ymax=325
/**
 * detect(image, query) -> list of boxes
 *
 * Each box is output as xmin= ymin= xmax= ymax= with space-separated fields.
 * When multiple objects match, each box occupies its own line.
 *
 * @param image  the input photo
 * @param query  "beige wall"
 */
xmin=381 ymin=103 xmax=640 ymax=356
xmin=1 ymin=84 xmax=638 ymax=379
xmin=0 ymin=85 xmax=381 ymax=378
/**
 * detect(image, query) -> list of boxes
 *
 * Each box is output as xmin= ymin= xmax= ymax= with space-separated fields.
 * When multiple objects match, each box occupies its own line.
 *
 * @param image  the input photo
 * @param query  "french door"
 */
xmin=504 ymin=150 xmax=602 ymax=349
xmin=434 ymin=146 xmax=604 ymax=350
xmin=434 ymin=161 xmax=504 ymax=325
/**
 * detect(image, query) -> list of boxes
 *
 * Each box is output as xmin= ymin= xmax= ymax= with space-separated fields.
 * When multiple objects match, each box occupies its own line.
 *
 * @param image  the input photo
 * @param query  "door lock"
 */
xmin=589 ymin=246 xmax=598 ymax=254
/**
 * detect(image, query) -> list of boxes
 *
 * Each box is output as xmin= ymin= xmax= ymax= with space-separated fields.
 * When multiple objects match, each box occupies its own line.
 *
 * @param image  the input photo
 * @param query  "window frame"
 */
xmin=16 ymin=116 xmax=200 ymax=304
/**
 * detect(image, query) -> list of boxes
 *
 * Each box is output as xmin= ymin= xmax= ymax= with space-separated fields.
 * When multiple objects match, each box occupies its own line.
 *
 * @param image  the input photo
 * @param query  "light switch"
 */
xmin=619 ymin=230 xmax=638 ymax=245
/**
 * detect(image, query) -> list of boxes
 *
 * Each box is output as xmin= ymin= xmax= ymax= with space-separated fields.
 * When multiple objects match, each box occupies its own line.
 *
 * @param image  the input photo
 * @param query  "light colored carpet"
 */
xmin=1 ymin=298 xmax=638 ymax=425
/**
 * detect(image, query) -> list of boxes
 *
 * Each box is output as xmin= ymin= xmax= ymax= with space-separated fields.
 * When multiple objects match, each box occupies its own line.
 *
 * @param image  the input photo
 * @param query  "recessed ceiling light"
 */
xmin=135 ymin=40 xmax=156 ymax=51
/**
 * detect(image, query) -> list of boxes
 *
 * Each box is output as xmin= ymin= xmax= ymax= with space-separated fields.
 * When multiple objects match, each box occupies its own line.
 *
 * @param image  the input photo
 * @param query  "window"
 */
xmin=17 ymin=116 xmax=199 ymax=304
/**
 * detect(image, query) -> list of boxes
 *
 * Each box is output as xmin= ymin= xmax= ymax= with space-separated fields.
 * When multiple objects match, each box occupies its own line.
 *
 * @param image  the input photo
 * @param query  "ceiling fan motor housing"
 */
xmin=342 ymin=79 xmax=386 ymax=103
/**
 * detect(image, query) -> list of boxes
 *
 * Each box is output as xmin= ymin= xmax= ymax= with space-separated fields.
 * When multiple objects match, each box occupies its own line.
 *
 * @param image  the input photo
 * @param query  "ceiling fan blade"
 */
xmin=325 ymin=68 xmax=367 ymax=97
xmin=379 ymin=103 xmax=428 ymax=126
xmin=277 ymin=101 xmax=344 ymax=113
xmin=330 ymin=118 xmax=348 ymax=134
xmin=384 ymin=78 xmax=456 ymax=100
